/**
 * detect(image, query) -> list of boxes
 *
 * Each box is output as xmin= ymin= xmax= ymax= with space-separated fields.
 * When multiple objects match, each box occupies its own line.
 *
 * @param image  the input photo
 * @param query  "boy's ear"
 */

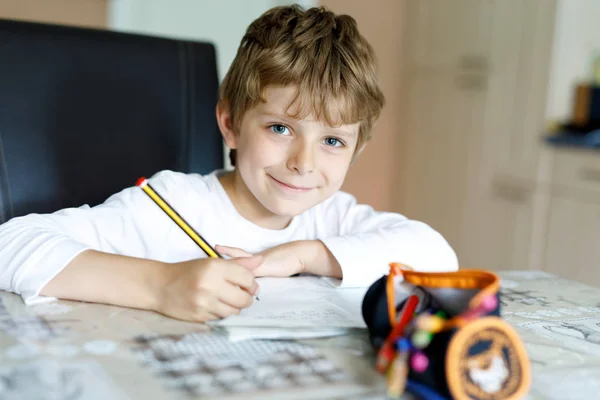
xmin=351 ymin=142 xmax=368 ymax=164
xmin=216 ymin=101 xmax=238 ymax=150
xmin=356 ymin=142 xmax=367 ymax=156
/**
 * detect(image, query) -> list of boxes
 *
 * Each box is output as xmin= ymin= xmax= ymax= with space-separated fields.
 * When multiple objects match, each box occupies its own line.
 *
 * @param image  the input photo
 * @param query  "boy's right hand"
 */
xmin=156 ymin=256 xmax=262 ymax=322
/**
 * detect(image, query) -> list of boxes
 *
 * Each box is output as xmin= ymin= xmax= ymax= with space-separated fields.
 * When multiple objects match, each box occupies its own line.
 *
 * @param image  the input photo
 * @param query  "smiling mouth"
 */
xmin=268 ymin=175 xmax=314 ymax=192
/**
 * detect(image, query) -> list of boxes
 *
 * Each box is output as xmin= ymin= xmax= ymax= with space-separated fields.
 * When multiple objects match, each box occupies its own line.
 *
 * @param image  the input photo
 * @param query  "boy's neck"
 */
xmin=218 ymin=170 xmax=293 ymax=230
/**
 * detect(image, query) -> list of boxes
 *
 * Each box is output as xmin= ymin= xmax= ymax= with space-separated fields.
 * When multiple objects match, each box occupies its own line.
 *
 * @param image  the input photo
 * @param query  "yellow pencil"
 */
xmin=387 ymin=351 xmax=409 ymax=398
xmin=136 ymin=177 xmax=220 ymax=258
xmin=136 ymin=177 xmax=259 ymax=301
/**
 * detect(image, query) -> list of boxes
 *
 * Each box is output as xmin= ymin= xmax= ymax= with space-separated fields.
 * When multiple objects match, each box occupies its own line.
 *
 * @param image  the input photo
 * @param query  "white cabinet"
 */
xmin=544 ymin=194 xmax=600 ymax=284
xmin=459 ymin=175 xmax=537 ymax=271
xmin=481 ymin=0 xmax=556 ymax=181
xmin=542 ymin=148 xmax=600 ymax=285
xmin=551 ymin=148 xmax=600 ymax=197
xmin=397 ymin=0 xmax=600 ymax=286
xmin=405 ymin=0 xmax=493 ymax=71
xmin=398 ymin=73 xmax=488 ymax=256
xmin=397 ymin=0 xmax=492 ymax=255
xmin=397 ymin=0 xmax=556 ymax=271
xmin=461 ymin=0 xmax=556 ymax=272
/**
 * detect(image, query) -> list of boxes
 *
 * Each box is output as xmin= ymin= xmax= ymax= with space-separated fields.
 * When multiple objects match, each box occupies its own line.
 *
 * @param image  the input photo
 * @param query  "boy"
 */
xmin=0 ymin=5 xmax=457 ymax=322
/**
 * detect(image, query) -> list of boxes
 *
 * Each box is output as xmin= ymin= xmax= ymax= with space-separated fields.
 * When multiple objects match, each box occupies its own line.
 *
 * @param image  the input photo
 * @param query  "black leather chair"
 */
xmin=0 ymin=19 xmax=223 ymax=224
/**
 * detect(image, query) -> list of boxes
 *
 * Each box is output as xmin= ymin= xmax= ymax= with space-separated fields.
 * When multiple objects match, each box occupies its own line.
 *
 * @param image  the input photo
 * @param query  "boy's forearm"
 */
xmin=40 ymin=249 xmax=167 ymax=311
xmin=297 ymin=240 xmax=342 ymax=279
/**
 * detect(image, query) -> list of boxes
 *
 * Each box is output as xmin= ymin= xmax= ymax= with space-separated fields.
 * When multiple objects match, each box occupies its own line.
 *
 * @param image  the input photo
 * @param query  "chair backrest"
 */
xmin=0 ymin=19 xmax=223 ymax=223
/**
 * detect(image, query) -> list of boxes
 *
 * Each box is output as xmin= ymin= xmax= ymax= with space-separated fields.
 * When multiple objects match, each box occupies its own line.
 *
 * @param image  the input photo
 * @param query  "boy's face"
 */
xmin=219 ymin=85 xmax=361 ymax=220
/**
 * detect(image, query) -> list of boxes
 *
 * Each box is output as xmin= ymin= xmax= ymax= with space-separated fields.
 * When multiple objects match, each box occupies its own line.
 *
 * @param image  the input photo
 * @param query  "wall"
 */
xmin=545 ymin=0 xmax=600 ymax=122
xmin=108 ymin=0 xmax=317 ymax=81
xmin=0 ymin=0 xmax=107 ymax=28
xmin=320 ymin=0 xmax=406 ymax=212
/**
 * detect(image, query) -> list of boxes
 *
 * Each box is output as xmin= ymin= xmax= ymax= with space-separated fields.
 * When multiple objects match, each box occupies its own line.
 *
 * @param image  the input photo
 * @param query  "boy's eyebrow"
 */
xmin=328 ymin=129 xmax=357 ymax=138
xmin=261 ymin=111 xmax=294 ymax=121
xmin=261 ymin=112 xmax=358 ymax=138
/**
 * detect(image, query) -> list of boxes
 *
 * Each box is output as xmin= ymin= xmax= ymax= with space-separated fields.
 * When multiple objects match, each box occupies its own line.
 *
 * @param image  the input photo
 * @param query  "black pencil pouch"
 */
xmin=362 ymin=263 xmax=531 ymax=400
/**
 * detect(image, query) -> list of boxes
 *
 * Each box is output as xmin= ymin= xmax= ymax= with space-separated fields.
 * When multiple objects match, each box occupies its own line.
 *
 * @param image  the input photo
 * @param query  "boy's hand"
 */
xmin=156 ymin=256 xmax=262 ymax=322
xmin=215 ymin=240 xmax=342 ymax=279
xmin=215 ymin=243 xmax=304 ymax=277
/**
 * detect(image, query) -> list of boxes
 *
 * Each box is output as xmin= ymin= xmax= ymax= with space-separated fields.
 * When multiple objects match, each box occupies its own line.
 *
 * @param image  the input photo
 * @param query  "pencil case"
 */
xmin=362 ymin=263 xmax=531 ymax=400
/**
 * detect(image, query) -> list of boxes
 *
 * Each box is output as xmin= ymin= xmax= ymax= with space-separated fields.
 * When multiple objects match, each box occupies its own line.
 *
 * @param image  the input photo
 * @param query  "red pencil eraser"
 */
xmin=136 ymin=177 xmax=147 ymax=187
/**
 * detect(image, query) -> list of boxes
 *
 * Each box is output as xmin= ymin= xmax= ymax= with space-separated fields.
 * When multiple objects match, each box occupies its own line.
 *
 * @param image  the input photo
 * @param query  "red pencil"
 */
xmin=376 ymin=294 xmax=420 ymax=373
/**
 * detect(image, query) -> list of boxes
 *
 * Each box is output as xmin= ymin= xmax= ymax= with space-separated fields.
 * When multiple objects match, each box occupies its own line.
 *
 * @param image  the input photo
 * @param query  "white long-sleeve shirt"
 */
xmin=0 ymin=170 xmax=458 ymax=304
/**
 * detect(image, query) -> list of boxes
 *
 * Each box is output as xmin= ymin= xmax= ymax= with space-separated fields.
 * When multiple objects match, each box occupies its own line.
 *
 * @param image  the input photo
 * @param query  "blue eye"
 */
xmin=323 ymin=137 xmax=344 ymax=147
xmin=270 ymin=124 xmax=290 ymax=135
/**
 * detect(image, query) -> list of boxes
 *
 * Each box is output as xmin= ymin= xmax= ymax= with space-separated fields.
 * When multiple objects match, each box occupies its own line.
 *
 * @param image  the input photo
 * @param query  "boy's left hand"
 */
xmin=215 ymin=242 xmax=305 ymax=277
xmin=215 ymin=240 xmax=342 ymax=279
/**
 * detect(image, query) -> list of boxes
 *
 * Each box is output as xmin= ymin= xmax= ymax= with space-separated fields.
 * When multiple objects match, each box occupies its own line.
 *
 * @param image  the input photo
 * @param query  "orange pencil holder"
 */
xmin=361 ymin=264 xmax=531 ymax=400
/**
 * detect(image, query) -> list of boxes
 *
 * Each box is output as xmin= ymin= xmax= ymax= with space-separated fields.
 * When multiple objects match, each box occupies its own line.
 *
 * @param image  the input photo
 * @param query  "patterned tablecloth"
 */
xmin=0 ymin=270 xmax=598 ymax=399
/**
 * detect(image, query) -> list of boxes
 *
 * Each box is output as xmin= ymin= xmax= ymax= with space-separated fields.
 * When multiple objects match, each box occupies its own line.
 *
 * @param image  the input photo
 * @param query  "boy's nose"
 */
xmin=287 ymin=143 xmax=315 ymax=175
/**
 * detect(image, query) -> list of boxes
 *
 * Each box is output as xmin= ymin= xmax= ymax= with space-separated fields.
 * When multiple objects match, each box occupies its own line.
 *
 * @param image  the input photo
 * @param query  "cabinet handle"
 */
xmin=459 ymin=55 xmax=489 ymax=71
xmin=492 ymin=182 xmax=529 ymax=203
xmin=455 ymin=73 xmax=487 ymax=91
xmin=579 ymin=168 xmax=600 ymax=183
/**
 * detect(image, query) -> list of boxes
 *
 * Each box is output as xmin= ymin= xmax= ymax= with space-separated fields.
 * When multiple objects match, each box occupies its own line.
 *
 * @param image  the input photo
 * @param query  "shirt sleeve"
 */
xmin=318 ymin=191 xmax=459 ymax=288
xmin=0 ymin=170 xmax=184 ymax=304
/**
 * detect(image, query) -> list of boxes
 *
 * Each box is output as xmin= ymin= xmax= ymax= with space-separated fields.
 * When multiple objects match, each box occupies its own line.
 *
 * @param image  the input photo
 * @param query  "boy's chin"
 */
xmin=264 ymin=200 xmax=316 ymax=219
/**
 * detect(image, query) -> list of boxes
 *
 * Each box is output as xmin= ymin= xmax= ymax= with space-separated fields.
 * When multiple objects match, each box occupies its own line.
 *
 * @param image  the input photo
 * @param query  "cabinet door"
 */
xmin=459 ymin=176 xmax=536 ymax=271
xmin=398 ymin=0 xmax=493 ymax=259
xmin=405 ymin=0 xmax=493 ymax=71
xmin=481 ymin=0 xmax=556 ymax=181
xmin=398 ymin=71 xmax=488 ymax=254
xmin=544 ymin=195 xmax=600 ymax=287
xmin=397 ymin=0 xmax=555 ymax=271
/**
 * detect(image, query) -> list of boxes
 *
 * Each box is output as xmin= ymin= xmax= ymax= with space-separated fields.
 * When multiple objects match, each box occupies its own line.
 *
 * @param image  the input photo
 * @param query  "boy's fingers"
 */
xmin=210 ymin=300 xmax=242 ymax=319
xmin=215 ymin=245 xmax=252 ymax=258
xmin=225 ymin=265 xmax=260 ymax=294
xmin=196 ymin=310 xmax=221 ymax=322
xmin=219 ymin=283 xmax=254 ymax=309
xmin=234 ymin=255 xmax=263 ymax=270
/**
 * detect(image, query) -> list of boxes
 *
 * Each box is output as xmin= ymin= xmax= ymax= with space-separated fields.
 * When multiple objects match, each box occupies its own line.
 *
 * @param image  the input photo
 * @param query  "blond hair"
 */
xmin=219 ymin=4 xmax=385 ymax=165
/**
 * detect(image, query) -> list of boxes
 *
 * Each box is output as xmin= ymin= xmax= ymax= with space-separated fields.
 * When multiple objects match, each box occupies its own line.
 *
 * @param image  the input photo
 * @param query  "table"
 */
xmin=1 ymin=270 xmax=599 ymax=399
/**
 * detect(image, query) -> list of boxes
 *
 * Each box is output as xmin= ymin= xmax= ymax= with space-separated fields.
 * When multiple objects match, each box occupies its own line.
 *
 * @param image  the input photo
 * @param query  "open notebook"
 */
xmin=211 ymin=276 xmax=368 ymax=341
